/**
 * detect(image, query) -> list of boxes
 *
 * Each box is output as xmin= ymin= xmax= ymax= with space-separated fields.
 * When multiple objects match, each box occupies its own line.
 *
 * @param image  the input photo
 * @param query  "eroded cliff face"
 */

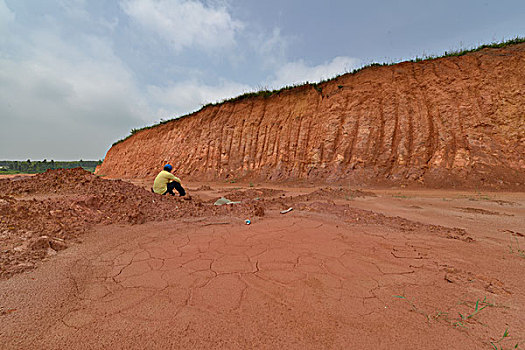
xmin=97 ymin=44 xmax=525 ymax=189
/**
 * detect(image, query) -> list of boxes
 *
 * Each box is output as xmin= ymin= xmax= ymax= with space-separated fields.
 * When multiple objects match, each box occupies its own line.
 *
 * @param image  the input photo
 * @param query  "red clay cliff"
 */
xmin=96 ymin=43 xmax=525 ymax=189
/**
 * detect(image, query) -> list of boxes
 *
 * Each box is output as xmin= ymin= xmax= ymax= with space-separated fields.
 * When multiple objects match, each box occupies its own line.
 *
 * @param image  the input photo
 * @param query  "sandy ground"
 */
xmin=0 ymin=174 xmax=34 ymax=179
xmin=1 ymin=174 xmax=524 ymax=349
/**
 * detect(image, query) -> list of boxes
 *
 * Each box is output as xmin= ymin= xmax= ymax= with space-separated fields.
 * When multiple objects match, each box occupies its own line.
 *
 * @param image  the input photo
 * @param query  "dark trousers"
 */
xmin=165 ymin=181 xmax=186 ymax=196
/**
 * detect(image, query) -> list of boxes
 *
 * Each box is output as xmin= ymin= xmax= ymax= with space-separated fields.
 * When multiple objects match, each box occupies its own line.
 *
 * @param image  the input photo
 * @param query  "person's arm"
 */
xmin=167 ymin=172 xmax=181 ymax=183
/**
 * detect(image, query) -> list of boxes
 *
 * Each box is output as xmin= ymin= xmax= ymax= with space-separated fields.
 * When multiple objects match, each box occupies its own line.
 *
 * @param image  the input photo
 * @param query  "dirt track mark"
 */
xmin=455 ymin=207 xmax=512 ymax=216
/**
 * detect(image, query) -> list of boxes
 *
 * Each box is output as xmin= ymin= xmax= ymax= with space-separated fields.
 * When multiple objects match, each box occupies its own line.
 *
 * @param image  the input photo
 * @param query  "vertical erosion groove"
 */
xmin=406 ymin=97 xmax=415 ymax=167
xmin=345 ymin=103 xmax=361 ymax=167
xmin=292 ymin=114 xmax=303 ymax=169
xmin=281 ymin=100 xmax=296 ymax=175
xmin=386 ymin=88 xmax=401 ymax=176
xmin=375 ymin=93 xmax=386 ymax=166
xmin=240 ymin=101 xmax=255 ymax=172
xmin=301 ymin=120 xmax=313 ymax=176
xmin=256 ymin=100 xmax=268 ymax=170
xmin=215 ymin=104 xmax=232 ymax=176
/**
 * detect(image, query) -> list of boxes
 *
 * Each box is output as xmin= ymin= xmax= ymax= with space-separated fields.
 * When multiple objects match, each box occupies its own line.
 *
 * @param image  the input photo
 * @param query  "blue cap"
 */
xmin=164 ymin=164 xmax=173 ymax=171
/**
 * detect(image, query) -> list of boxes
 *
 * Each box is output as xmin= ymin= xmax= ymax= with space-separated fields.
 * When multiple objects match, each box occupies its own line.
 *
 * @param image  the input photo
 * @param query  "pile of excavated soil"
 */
xmin=290 ymin=187 xmax=376 ymax=201
xmin=217 ymin=188 xmax=285 ymax=202
xmin=0 ymin=169 xmax=264 ymax=279
xmin=292 ymin=201 xmax=473 ymax=242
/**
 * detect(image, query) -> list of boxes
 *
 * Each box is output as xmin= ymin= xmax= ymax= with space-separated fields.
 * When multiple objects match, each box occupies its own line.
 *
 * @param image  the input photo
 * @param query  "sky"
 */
xmin=1 ymin=0 xmax=524 ymax=160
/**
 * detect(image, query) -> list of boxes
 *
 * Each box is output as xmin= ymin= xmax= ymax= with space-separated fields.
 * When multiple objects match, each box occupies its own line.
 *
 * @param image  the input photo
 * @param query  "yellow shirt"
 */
xmin=153 ymin=170 xmax=181 ymax=194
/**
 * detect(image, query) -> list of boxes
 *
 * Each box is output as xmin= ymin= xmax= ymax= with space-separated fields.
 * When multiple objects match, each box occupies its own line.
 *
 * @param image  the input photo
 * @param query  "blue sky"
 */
xmin=1 ymin=0 xmax=524 ymax=160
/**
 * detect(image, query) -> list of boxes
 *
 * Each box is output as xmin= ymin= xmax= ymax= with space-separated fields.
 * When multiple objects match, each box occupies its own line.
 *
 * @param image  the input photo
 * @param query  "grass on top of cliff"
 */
xmin=111 ymin=36 xmax=525 ymax=147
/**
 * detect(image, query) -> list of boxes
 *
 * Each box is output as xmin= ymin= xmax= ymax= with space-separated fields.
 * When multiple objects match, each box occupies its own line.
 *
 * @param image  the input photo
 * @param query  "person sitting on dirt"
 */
xmin=152 ymin=164 xmax=186 ymax=197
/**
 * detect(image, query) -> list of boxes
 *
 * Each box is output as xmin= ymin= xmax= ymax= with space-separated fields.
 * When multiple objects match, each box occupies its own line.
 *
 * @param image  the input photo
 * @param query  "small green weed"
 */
xmin=393 ymin=295 xmax=521 ymax=348
xmin=393 ymin=295 xmax=502 ymax=327
xmin=490 ymin=328 xmax=519 ymax=349
xmin=508 ymin=235 xmax=525 ymax=258
xmin=392 ymin=295 xmax=448 ymax=323
xmin=311 ymin=83 xmax=323 ymax=94
xmin=393 ymin=295 xmax=417 ymax=311
xmin=453 ymin=297 xmax=493 ymax=328
xmin=463 ymin=190 xmax=491 ymax=201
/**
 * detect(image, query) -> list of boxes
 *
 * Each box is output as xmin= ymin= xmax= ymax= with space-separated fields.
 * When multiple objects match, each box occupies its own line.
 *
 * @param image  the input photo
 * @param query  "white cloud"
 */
xmin=0 ymin=28 xmax=151 ymax=159
xmin=254 ymin=27 xmax=289 ymax=68
xmin=120 ymin=0 xmax=243 ymax=51
xmin=58 ymin=0 xmax=89 ymax=21
xmin=14 ymin=31 xmax=148 ymax=119
xmin=147 ymin=79 xmax=252 ymax=118
xmin=269 ymin=56 xmax=361 ymax=89
xmin=0 ymin=0 xmax=14 ymax=38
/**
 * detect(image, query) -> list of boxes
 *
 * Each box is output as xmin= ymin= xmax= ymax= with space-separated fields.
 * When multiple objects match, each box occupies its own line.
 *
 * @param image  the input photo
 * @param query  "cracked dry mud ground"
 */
xmin=1 ymin=190 xmax=524 ymax=350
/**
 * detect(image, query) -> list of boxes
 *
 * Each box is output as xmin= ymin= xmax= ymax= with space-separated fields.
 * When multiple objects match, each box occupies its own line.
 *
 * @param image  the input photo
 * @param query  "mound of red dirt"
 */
xmin=193 ymin=185 xmax=213 ymax=191
xmin=291 ymin=187 xmax=376 ymax=202
xmin=293 ymin=201 xmax=472 ymax=242
xmin=218 ymin=188 xmax=285 ymax=202
xmin=0 ymin=169 xmax=264 ymax=279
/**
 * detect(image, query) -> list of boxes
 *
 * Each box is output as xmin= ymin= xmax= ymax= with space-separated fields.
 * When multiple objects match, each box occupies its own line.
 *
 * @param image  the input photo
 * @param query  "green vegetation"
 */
xmin=394 ymin=295 xmax=521 ymax=348
xmin=393 ymin=295 xmax=419 ymax=312
xmin=453 ymin=296 xmax=493 ymax=328
xmin=508 ymin=235 xmax=525 ymax=259
xmin=392 ymin=295 xmax=505 ymax=327
xmin=392 ymin=192 xmax=410 ymax=199
xmin=490 ymin=328 xmax=519 ymax=350
xmin=112 ymin=37 xmax=525 ymax=147
xmin=460 ymin=190 xmax=492 ymax=201
xmin=0 ymin=159 xmax=102 ymax=174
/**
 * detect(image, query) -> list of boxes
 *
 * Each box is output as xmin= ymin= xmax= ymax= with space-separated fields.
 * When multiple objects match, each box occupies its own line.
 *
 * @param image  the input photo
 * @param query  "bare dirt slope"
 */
xmin=97 ymin=43 xmax=525 ymax=189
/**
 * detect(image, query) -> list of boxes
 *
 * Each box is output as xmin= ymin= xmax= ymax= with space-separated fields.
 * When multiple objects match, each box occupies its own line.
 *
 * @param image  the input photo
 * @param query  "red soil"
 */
xmin=0 ymin=169 xmax=264 ymax=279
xmin=97 ymin=43 xmax=525 ymax=190
xmin=1 ymin=169 xmax=524 ymax=349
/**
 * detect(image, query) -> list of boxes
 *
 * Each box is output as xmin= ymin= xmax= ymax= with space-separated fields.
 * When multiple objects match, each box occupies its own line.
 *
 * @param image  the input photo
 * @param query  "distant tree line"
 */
xmin=0 ymin=160 xmax=102 ymax=174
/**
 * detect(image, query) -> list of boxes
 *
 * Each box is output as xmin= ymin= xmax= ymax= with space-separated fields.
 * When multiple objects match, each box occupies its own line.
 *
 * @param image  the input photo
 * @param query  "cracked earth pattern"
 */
xmin=2 ymin=209 xmax=524 ymax=349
